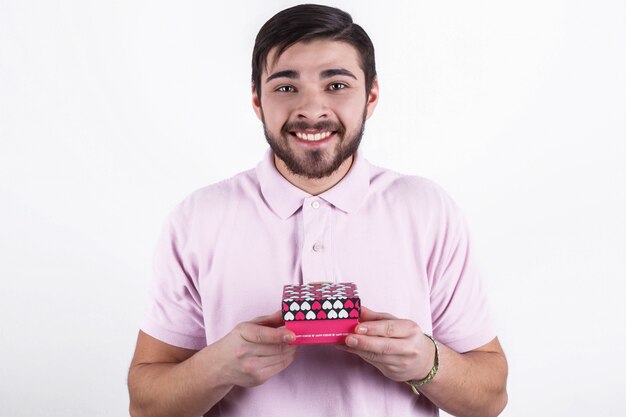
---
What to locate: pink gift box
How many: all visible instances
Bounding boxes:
[282,282,361,345]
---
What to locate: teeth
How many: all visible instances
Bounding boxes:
[295,131,332,141]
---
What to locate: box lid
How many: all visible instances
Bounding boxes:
[282,282,361,321]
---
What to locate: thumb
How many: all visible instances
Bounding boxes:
[251,310,285,328]
[360,306,397,322]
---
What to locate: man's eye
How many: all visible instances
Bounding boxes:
[329,82,347,90]
[276,85,296,93]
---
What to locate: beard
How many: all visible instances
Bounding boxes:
[262,110,367,180]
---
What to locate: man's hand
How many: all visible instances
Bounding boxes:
[128,310,297,417]
[337,306,435,382]
[214,310,297,387]
[337,306,508,417]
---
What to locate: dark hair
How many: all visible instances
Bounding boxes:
[252,4,376,96]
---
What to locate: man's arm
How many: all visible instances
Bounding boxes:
[339,307,508,417]
[128,311,297,417]
[418,337,507,417]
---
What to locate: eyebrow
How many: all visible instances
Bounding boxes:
[265,70,299,83]
[320,68,357,80]
[265,68,358,83]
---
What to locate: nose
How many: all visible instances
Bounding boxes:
[295,89,329,120]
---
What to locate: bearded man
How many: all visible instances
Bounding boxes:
[128,5,508,417]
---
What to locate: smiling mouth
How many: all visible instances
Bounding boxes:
[292,131,334,142]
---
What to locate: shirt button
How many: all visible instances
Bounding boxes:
[312,242,324,252]
[311,201,320,209]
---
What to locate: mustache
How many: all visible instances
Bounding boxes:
[282,120,345,134]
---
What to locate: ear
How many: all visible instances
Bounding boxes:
[252,83,263,121]
[365,77,379,120]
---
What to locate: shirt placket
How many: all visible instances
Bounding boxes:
[301,197,333,284]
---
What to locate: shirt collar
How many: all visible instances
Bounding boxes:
[256,148,370,219]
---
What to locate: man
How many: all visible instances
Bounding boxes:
[128,4,508,417]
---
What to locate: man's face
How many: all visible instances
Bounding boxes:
[253,39,378,179]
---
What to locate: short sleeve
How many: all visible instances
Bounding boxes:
[140,204,207,350]
[428,193,496,353]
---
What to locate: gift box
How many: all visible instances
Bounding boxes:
[281,282,361,345]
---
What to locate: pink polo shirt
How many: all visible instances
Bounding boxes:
[142,149,496,416]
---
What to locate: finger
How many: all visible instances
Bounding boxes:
[255,349,297,378]
[236,349,297,387]
[252,344,297,358]
[337,344,407,370]
[354,318,420,339]
[251,310,285,328]
[344,333,413,356]
[239,322,295,345]
[359,306,397,322]
[260,347,297,368]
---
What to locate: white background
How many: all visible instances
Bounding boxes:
[1,1,625,416]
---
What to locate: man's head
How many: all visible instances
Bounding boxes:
[252,4,378,180]
[252,4,377,98]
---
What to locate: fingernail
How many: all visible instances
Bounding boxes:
[346,336,358,347]
[357,326,368,334]
[283,333,295,343]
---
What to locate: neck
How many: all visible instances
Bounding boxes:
[273,155,353,196]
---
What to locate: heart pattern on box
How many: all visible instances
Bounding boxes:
[281,282,360,322]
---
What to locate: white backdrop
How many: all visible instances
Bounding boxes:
[1,1,625,416]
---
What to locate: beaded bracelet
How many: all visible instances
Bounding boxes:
[404,334,440,396]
